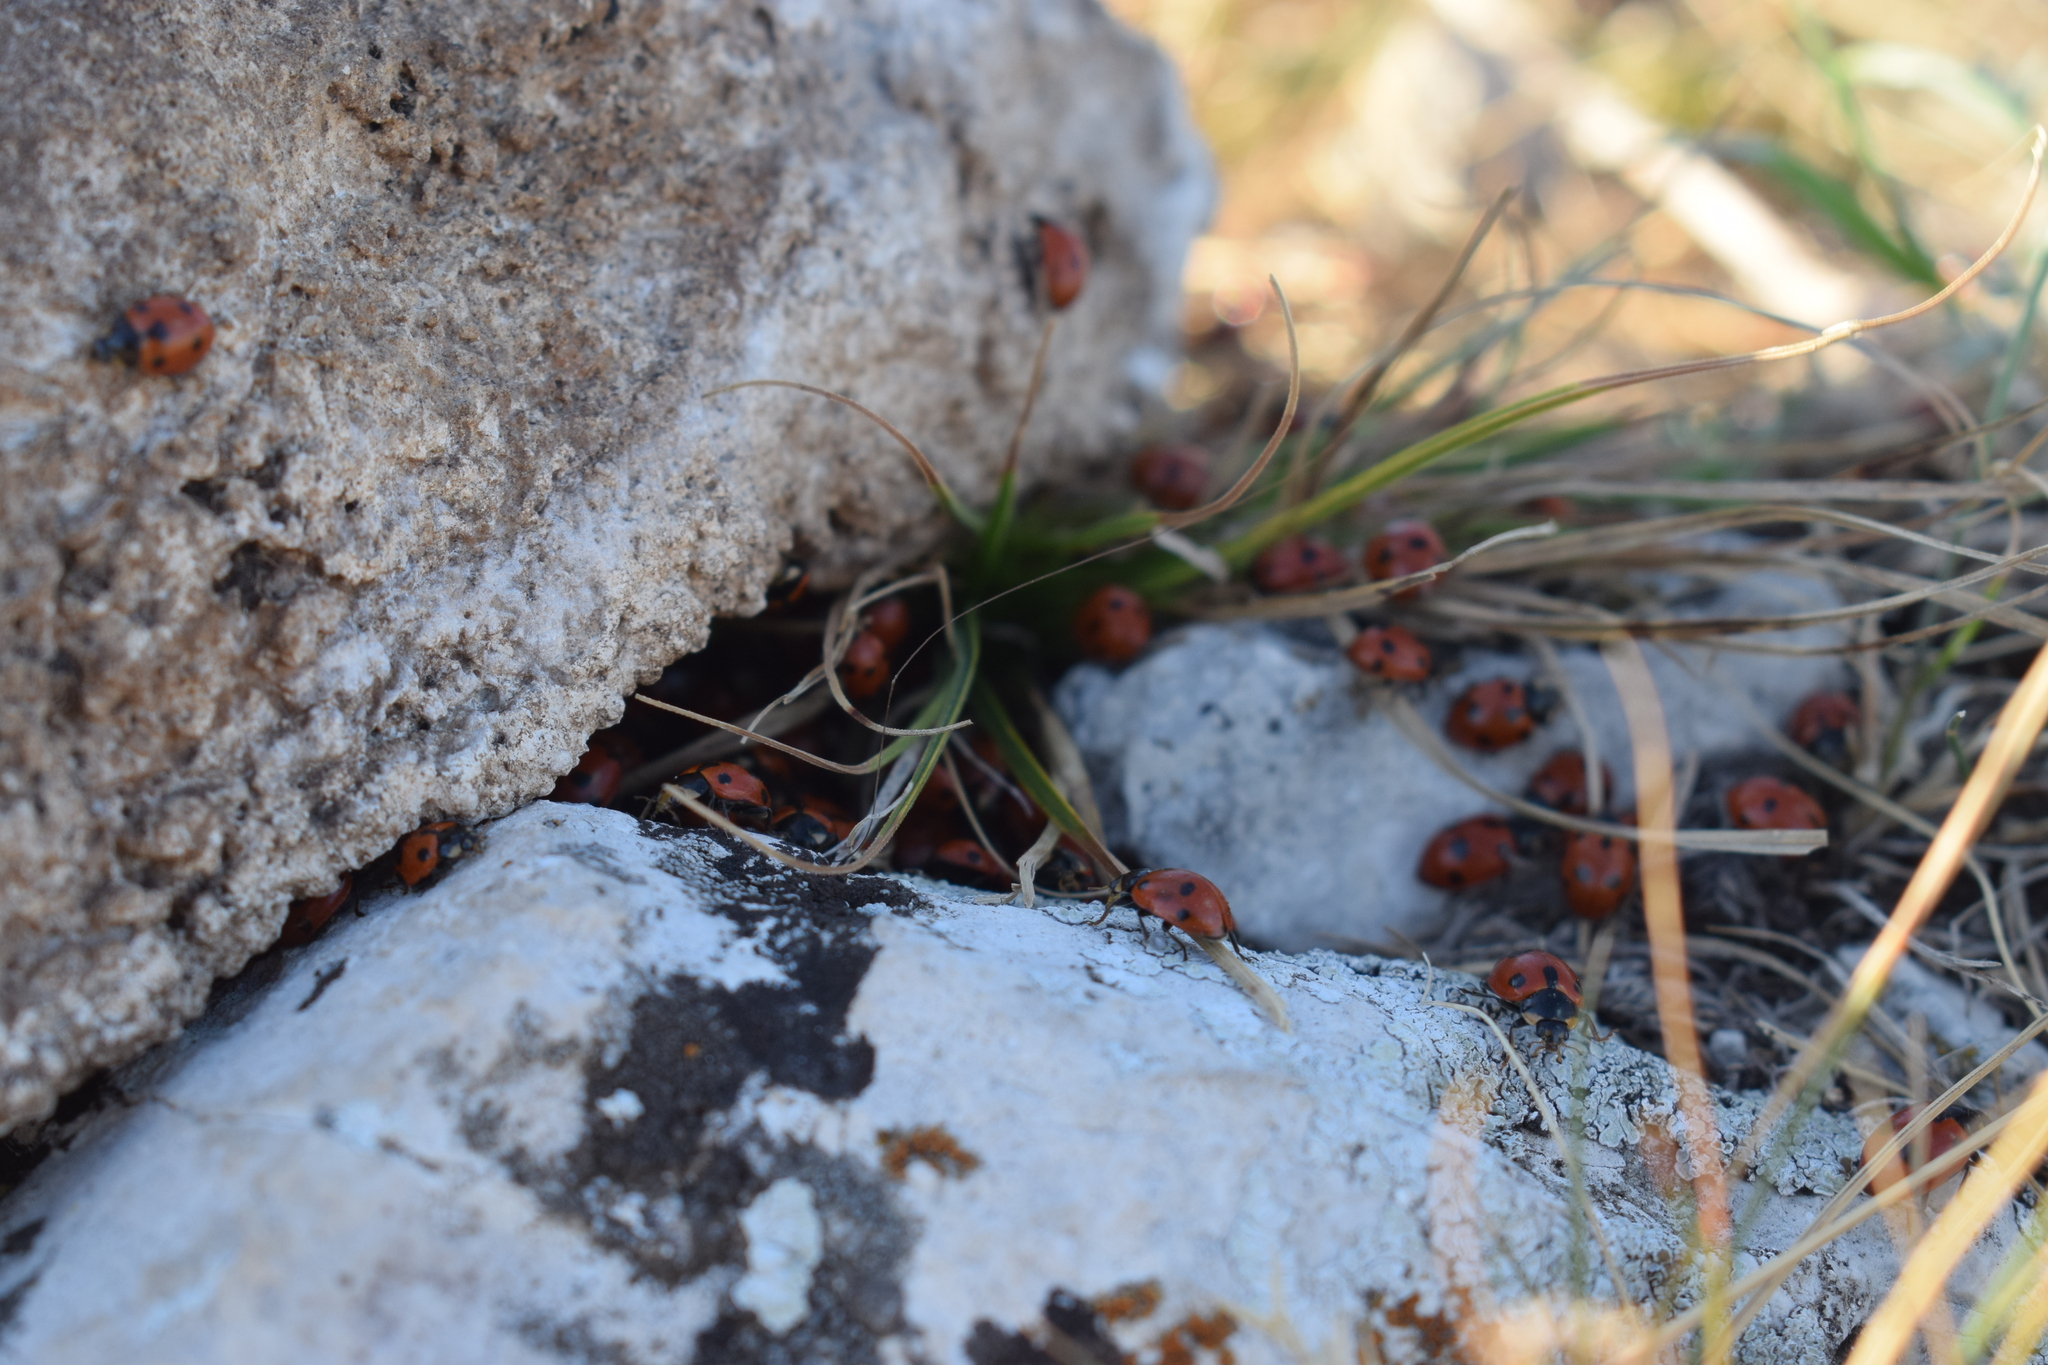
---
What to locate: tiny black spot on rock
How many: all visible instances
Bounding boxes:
[0,1220,43,1257]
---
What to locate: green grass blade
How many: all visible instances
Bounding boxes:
[968,677,1118,875]
[1719,139,1941,286]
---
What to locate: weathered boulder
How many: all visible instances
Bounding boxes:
[0,805,1974,1364]
[0,0,1210,1133]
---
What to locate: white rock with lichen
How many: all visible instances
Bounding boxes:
[0,804,2018,1364]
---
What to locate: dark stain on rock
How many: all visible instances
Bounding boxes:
[0,1220,42,1258]
[965,1288,1124,1365]
[472,830,918,1362]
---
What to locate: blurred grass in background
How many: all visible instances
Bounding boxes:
[1109,0,2048,408]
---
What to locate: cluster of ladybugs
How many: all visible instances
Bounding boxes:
[1417,689,1852,921]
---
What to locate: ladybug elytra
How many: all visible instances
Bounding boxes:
[1864,1104,1973,1196]
[280,873,354,947]
[1487,950,1583,1052]
[1445,678,1552,752]
[1789,690,1860,765]
[397,821,481,888]
[931,837,1007,887]
[1035,217,1090,310]
[663,761,772,817]
[1363,518,1446,599]
[1724,776,1825,832]
[861,597,912,650]
[1073,584,1152,664]
[552,744,624,806]
[1526,750,1612,816]
[1417,815,1517,890]
[1559,830,1636,919]
[1103,868,1239,947]
[96,295,215,376]
[1251,535,1348,594]
[1346,624,1432,683]
[838,630,891,699]
[1130,443,1211,511]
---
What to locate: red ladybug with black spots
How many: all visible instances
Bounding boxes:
[1446,678,1553,752]
[1363,518,1446,600]
[1724,776,1825,832]
[1559,831,1635,919]
[1789,691,1860,765]
[1073,584,1152,664]
[397,821,482,888]
[1487,950,1584,1052]
[1346,624,1432,683]
[659,762,772,820]
[1526,751,1612,816]
[838,631,891,699]
[1417,815,1517,890]
[1130,443,1210,511]
[96,295,215,376]
[1097,868,1239,948]
[1251,535,1348,594]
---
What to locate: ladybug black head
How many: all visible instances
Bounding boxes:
[1531,1016,1574,1053]
[1519,985,1577,1027]
[1523,682,1560,725]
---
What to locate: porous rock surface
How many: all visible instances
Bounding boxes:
[0,0,1210,1134]
[0,803,2006,1364]
[1057,604,1844,951]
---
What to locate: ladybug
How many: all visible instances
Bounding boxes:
[1100,868,1239,947]
[1034,216,1090,310]
[1526,751,1612,816]
[772,796,855,852]
[280,873,354,948]
[397,821,482,889]
[930,837,1008,887]
[1487,950,1583,1052]
[1724,776,1825,832]
[552,743,624,806]
[1864,1104,1973,1196]
[662,761,772,817]
[1251,535,1348,594]
[1417,815,1517,889]
[1559,831,1636,919]
[95,295,215,376]
[764,562,810,610]
[861,597,912,651]
[1073,584,1152,665]
[1789,690,1860,765]
[1041,839,1102,895]
[1129,443,1211,511]
[1363,518,1446,600]
[1346,624,1432,683]
[838,630,891,699]
[1521,495,1575,522]
[1445,678,1553,752]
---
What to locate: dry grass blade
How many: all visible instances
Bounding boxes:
[998,316,1057,480]
[1843,1068,2048,1365]
[1630,1111,2023,1364]
[1192,522,1558,621]
[1193,937,1291,1032]
[1379,693,1825,854]
[1307,188,1517,475]
[657,783,892,875]
[1155,278,1300,530]
[1602,640,1732,1285]
[1730,639,2048,1190]
[621,687,835,790]
[1986,1246,2048,1365]
[709,379,975,524]
[632,693,966,774]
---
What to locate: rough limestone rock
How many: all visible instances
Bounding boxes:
[0,0,1210,1134]
[1057,599,1844,951]
[2,804,2016,1364]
